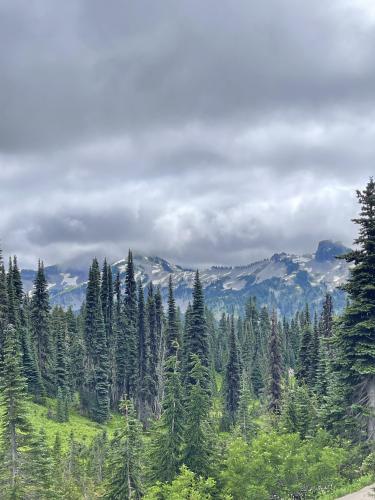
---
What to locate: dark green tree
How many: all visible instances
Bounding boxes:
[105,399,144,499]
[0,324,32,497]
[337,178,375,440]
[149,354,185,484]
[30,261,51,393]
[123,250,138,399]
[183,354,213,477]
[268,310,282,414]
[223,316,241,427]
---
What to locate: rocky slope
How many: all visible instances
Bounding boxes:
[21,240,351,316]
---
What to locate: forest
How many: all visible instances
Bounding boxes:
[0,178,374,499]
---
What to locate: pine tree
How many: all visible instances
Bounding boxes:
[105,399,144,499]
[30,260,51,393]
[223,315,241,427]
[149,354,185,484]
[268,310,282,414]
[336,178,375,440]
[0,324,32,497]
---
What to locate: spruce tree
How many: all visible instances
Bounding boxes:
[0,250,8,350]
[30,260,51,393]
[26,428,55,499]
[0,324,32,497]
[268,310,282,414]
[149,354,185,484]
[105,399,144,499]
[223,315,241,427]
[183,354,213,477]
[84,258,109,422]
[337,178,375,440]
[166,276,178,360]
[137,281,150,424]
[184,271,209,387]
[146,282,158,413]
[123,250,138,399]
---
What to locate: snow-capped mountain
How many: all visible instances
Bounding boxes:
[21,240,351,317]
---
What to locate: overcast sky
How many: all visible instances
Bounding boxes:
[0,0,374,269]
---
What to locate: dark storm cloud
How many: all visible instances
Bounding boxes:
[0,0,374,268]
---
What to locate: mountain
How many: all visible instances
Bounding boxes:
[21,240,351,317]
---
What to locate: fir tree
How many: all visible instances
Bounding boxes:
[84,258,109,422]
[0,250,8,350]
[30,260,51,393]
[223,315,241,427]
[105,399,144,500]
[184,272,209,387]
[123,250,138,399]
[146,282,158,414]
[337,178,375,439]
[166,276,178,360]
[26,428,55,499]
[183,354,213,477]
[0,324,32,497]
[268,310,282,414]
[149,354,185,484]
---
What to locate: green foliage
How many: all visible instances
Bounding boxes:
[221,430,348,499]
[105,399,144,499]
[144,466,216,500]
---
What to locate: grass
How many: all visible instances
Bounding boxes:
[25,399,123,450]
[317,475,374,500]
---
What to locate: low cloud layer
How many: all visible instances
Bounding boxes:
[0,0,374,268]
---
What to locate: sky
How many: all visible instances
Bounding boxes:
[0,0,374,269]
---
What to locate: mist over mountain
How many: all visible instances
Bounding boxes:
[21,239,350,317]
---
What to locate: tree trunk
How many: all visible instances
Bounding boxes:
[367,376,375,441]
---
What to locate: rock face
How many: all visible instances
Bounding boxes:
[21,240,351,317]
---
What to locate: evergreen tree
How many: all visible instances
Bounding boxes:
[237,375,258,442]
[137,281,151,424]
[297,307,312,384]
[30,261,51,393]
[146,282,158,414]
[184,272,209,387]
[105,400,144,499]
[268,310,282,414]
[83,258,109,422]
[183,354,213,477]
[56,386,68,423]
[223,315,241,427]
[166,276,178,360]
[336,178,375,439]
[149,354,185,484]
[123,250,138,399]
[0,324,32,497]
[26,428,55,499]
[316,294,334,398]
[0,249,8,350]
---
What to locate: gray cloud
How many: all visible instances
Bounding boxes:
[0,0,374,268]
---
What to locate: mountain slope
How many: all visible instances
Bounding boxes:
[21,240,351,316]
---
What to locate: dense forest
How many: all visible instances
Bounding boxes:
[0,178,374,499]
